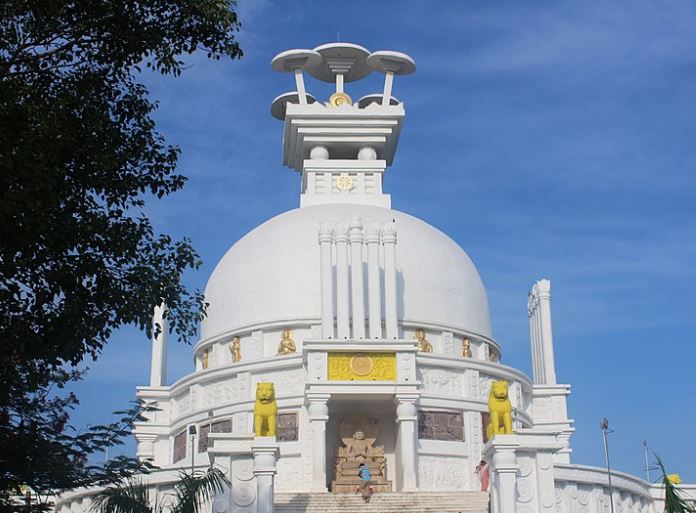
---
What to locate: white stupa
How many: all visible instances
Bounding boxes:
[56,42,690,513]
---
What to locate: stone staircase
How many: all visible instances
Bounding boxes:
[275,491,490,513]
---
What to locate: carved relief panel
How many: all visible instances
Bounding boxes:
[418,410,464,441]
[277,412,298,442]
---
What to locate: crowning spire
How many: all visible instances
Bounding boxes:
[270,43,415,208]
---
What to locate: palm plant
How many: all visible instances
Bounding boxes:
[91,467,228,513]
[655,454,696,513]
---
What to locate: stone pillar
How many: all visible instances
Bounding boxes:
[308,396,329,491]
[252,438,279,513]
[150,303,168,387]
[335,222,350,339]
[395,397,418,491]
[535,450,558,512]
[537,279,557,385]
[365,222,382,339]
[349,218,365,339]
[382,221,398,339]
[318,221,335,338]
[484,436,519,513]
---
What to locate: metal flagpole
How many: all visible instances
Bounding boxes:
[643,439,651,482]
[600,418,616,513]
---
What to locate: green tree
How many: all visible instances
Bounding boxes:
[91,467,229,513]
[0,0,242,509]
[655,455,696,513]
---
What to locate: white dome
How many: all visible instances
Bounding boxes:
[201,204,492,340]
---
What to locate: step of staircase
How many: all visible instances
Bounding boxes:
[275,491,490,513]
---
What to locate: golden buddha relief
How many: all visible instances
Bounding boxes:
[230,336,241,363]
[489,345,500,363]
[201,349,210,370]
[462,337,472,358]
[277,329,297,355]
[415,328,433,353]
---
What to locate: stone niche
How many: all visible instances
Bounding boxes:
[418,410,464,441]
[331,414,392,493]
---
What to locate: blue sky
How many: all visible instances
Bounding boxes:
[70,0,696,482]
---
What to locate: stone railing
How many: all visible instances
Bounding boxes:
[554,463,655,513]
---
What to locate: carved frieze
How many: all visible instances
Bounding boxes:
[418,367,463,396]
[327,352,396,381]
[418,456,467,490]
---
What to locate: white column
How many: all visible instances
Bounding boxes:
[395,398,418,491]
[294,68,307,105]
[335,222,350,339]
[349,218,365,339]
[365,222,382,338]
[382,71,394,106]
[487,439,519,513]
[537,279,557,384]
[308,397,329,491]
[336,73,344,94]
[252,439,279,513]
[382,221,398,339]
[534,300,546,383]
[150,303,168,387]
[318,221,335,338]
[528,296,541,384]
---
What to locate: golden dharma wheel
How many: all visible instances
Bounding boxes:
[329,92,352,107]
[349,354,373,376]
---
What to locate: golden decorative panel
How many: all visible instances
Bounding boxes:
[327,352,397,381]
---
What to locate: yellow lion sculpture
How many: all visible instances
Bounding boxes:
[486,380,512,440]
[254,382,277,437]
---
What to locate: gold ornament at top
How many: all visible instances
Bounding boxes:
[201,349,209,370]
[329,92,352,107]
[415,328,433,353]
[277,329,297,355]
[230,336,241,363]
[336,175,354,192]
[462,338,472,358]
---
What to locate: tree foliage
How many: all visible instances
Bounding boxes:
[0,0,242,509]
[655,454,696,513]
[91,467,229,513]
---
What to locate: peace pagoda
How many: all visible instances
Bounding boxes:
[55,42,687,513]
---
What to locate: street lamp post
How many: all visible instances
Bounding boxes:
[600,417,616,513]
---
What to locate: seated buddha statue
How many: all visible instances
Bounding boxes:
[346,430,378,460]
[277,329,297,355]
[415,328,433,353]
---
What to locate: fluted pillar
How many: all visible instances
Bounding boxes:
[318,221,335,338]
[382,221,398,339]
[335,222,350,339]
[365,222,382,338]
[150,303,168,387]
[349,218,365,339]
[537,279,557,384]
[308,396,330,491]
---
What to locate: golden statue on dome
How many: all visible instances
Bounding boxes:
[277,329,297,355]
[230,336,241,363]
[462,337,472,358]
[414,328,432,353]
